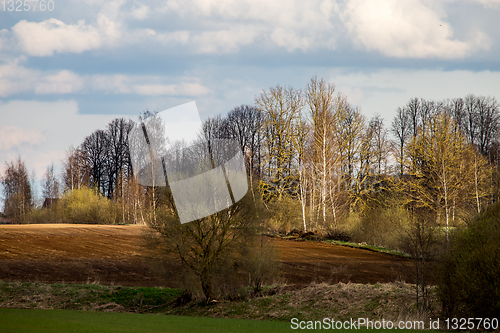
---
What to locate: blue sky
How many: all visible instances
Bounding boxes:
[1,0,500,195]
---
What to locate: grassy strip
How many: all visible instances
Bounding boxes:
[0,308,293,333]
[0,308,435,332]
[269,233,411,258]
[321,239,412,258]
[0,282,182,313]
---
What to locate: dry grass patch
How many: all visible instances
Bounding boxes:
[0,280,439,323]
[239,282,437,322]
[168,282,438,323]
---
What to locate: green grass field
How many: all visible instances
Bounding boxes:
[0,308,433,332]
[0,308,291,333]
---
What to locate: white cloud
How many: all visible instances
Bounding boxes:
[0,126,46,150]
[271,28,313,52]
[0,60,209,97]
[1,0,496,59]
[0,59,84,96]
[35,70,85,94]
[12,19,101,56]
[150,26,260,54]
[133,82,210,96]
[164,0,331,27]
[91,74,132,94]
[96,13,122,43]
[155,31,190,44]
[157,0,339,52]
[0,58,37,97]
[89,75,210,96]
[341,0,491,58]
[82,0,108,4]
[10,14,121,57]
[466,0,500,9]
[0,29,10,51]
[336,85,365,106]
[191,26,259,54]
[130,4,150,20]
[85,74,212,97]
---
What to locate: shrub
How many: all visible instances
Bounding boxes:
[345,206,407,250]
[25,205,63,224]
[438,202,500,318]
[61,187,115,224]
[240,235,280,293]
[262,196,303,233]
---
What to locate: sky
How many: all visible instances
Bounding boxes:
[1,0,500,201]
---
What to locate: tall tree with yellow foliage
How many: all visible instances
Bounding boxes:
[404,111,491,240]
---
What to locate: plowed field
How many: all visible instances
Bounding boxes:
[0,224,411,287]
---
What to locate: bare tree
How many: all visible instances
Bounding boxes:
[370,115,390,176]
[401,208,440,315]
[62,146,88,192]
[42,164,60,200]
[339,106,365,197]
[1,157,33,221]
[391,107,410,177]
[407,98,421,138]
[80,130,109,195]
[351,115,390,213]
[226,105,263,178]
[149,188,256,301]
[475,96,499,156]
[256,85,303,201]
[105,118,135,200]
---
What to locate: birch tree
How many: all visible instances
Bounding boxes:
[62,146,88,192]
[306,77,336,225]
[306,77,350,229]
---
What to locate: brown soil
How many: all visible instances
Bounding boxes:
[0,224,411,287]
[274,238,410,284]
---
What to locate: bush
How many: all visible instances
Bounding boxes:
[438,202,500,318]
[23,187,124,225]
[345,206,407,250]
[325,230,351,242]
[61,187,115,224]
[240,235,280,293]
[262,196,303,233]
[25,205,63,224]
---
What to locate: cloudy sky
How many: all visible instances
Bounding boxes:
[1,0,500,196]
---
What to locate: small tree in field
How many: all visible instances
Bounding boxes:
[400,207,442,315]
[148,193,258,301]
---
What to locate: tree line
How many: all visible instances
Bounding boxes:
[2,76,499,307]
[2,77,499,230]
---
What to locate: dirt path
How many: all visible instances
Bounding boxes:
[0,224,411,287]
